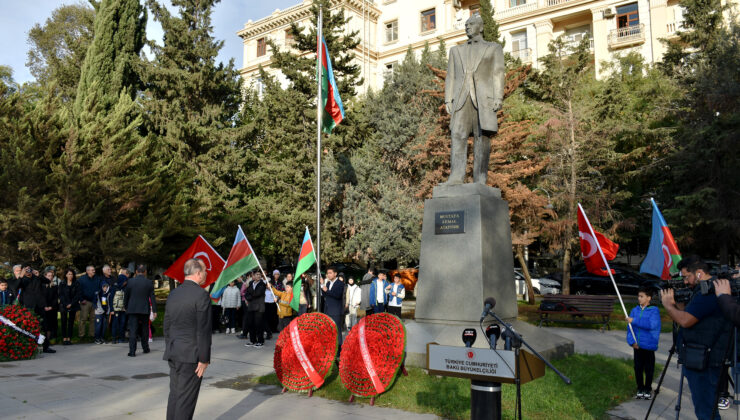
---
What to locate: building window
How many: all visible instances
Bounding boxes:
[257,37,267,57]
[385,20,398,43]
[616,3,639,28]
[510,0,526,7]
[285,30,294,47]
[511,31,527,52]
[254,77,264,97]
[421,8,436,33]
[384,61,397,81]
[469,4,480,17]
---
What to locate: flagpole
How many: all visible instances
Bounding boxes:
[315,8,323,315]
[578,204,638,343]
[240,225,270,284]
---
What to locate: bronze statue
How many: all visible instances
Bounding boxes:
[444,14,505,185]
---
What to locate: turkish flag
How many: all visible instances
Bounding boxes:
[578,206,619,276]
[163,235,226,288]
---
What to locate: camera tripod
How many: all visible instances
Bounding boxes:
[645,324,739,420]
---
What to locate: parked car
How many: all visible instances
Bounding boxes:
[388,267,419,292]
[569,266,661,296]
[514,269,561,296]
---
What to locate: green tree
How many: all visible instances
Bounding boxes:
[662,18,740,262]
[528,38,619,294]
[26,3,96,101]
[141,0,244,261]
[479,0,504,46]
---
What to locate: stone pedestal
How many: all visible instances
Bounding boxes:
[415,184,518,322]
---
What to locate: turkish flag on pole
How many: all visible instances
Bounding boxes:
[577,206,619,276]
[163,235,226,288]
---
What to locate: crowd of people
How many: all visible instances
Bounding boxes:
[214,266,407,353]
[0,262,409,357]
[0,263,156,357]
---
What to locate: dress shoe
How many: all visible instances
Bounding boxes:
[143,348,150,354]
[43,348,56,354]
[127,352,136,357]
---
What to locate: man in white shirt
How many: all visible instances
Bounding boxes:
[369,271,390,315]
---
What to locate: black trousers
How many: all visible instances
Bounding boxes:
[246,311,264,344]
[211,305,222,333]
[634,348,655,391]
[60,310,76,339]
[128,313,150,354]
[224,308,237,329]
[31,306,49,351]
[328,313,343,350]
[264,302,278,333]
[167,359,202,420]
[46,309,59,339]
[386,305,402,318]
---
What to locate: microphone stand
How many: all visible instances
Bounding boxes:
[485,310,572,386]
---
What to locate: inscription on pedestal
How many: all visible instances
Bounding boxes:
[435,211,465,234]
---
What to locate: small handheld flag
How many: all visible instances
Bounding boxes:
[640,198,681,280]
[163,235,225,288]
[292,227,317,311]
[210,226,260,302]
[577,207,619,276]
[578,204,636,343]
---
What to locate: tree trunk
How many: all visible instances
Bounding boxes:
[516,245,536,304]
[562,98,577,296]
[562,247,572,295]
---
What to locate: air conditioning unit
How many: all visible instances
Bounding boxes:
[603,8,615,18]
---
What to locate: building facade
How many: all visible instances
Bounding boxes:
[237,0,702,92]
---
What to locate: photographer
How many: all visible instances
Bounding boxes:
[714,275,740,326]
[661,256,731,420]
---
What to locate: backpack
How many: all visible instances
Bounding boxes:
[113,289,125,312]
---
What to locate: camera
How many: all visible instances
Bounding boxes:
[698,276,740,296]
[659,279,694,304]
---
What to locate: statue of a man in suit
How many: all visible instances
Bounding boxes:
[444,14,505,185]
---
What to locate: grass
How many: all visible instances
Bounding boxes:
[517,300,674,333]
[254,353,636,419]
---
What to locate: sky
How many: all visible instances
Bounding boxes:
[0,0,299,84]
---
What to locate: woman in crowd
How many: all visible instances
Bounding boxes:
[43,269,60,343]
[58,268,82,345]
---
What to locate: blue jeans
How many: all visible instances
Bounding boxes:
[683,365,722,420]
[94,314,108,340]
[370,303,385,314]
[111,312,127,341]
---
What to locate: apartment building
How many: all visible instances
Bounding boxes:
[237,0,698,92]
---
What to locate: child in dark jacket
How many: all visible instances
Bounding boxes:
[626,287,661,400]
[94,282,113,344]
[0,279,15,306]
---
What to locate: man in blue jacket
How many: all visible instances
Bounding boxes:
[369,271,390,315]
[77,265,101,338]
[626,286,661,400]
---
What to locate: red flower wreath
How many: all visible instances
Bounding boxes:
[273,312,337,391]
[339,313,406,397]
[0,305,41,362]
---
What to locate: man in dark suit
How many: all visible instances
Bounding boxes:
[243,271,266,347]
[164,258,211,420]
[124,264,157,357]
[321,267,345,352]
[443,14,505,185]
[21,267,55,353]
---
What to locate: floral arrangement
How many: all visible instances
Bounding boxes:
[339,313,406,397]
[273,312,337,391]
[0,304,41,362]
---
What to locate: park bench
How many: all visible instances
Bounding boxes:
[537,294,616,331]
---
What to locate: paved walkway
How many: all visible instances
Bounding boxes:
[0,327,735,419]
[0,334,434,420]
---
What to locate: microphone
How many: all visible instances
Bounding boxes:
[479,297,496,321]
[462,328,477,348]
[485,324,501,349]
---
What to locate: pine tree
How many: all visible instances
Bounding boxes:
[479,0,504,46]
[141,0,244,260]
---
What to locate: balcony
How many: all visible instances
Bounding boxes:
[608,24,645,49]
[511,48,533,63]
[493,0,577,20]
[563,37,594,51]
[666,21,684,37]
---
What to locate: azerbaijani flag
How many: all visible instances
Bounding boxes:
[640,199,681,280]
[210,226,259,302]
[318,36,344,134]
[291,227,317,311]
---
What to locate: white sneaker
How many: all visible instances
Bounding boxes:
[226,329,231,334]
